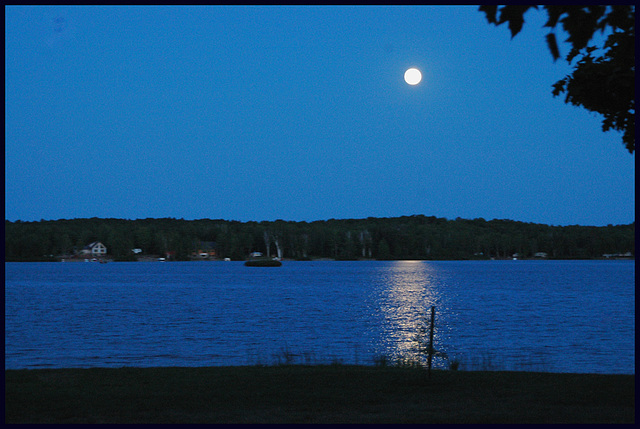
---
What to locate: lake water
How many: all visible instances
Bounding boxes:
[4,260,635,374]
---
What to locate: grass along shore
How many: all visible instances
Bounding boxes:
[5,365,634,423]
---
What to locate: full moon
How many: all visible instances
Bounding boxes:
[404,68,422,85]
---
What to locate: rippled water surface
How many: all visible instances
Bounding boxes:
[5,260,635,373]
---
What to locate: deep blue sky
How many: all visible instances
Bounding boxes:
[5,6,635,226]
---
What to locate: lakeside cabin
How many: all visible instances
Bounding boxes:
[80,242,107,256]
[192,241,217,259]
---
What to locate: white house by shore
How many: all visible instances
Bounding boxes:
[81,242,107,256]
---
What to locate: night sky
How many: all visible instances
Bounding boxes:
[5,5,635,226]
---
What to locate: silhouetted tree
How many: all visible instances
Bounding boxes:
[480,5,635,152]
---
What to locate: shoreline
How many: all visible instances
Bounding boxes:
[5,365,634,423]
[5,256,636,262]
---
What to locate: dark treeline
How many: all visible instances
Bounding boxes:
[4,215,635,262]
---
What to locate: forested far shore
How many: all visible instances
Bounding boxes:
[4,216,635,262]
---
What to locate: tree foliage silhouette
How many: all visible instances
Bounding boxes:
[4,217,635,262]
[480,5,635,153]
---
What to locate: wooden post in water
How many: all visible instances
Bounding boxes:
[427,306,435,378]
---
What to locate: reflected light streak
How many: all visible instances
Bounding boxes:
[376,261,449,367]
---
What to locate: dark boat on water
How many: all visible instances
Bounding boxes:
[244,258,282,267]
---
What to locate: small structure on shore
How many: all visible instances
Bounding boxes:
[244,252,282,267]
[81,242,107,256]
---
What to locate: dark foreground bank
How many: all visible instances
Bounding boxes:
[4,365,634,423]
